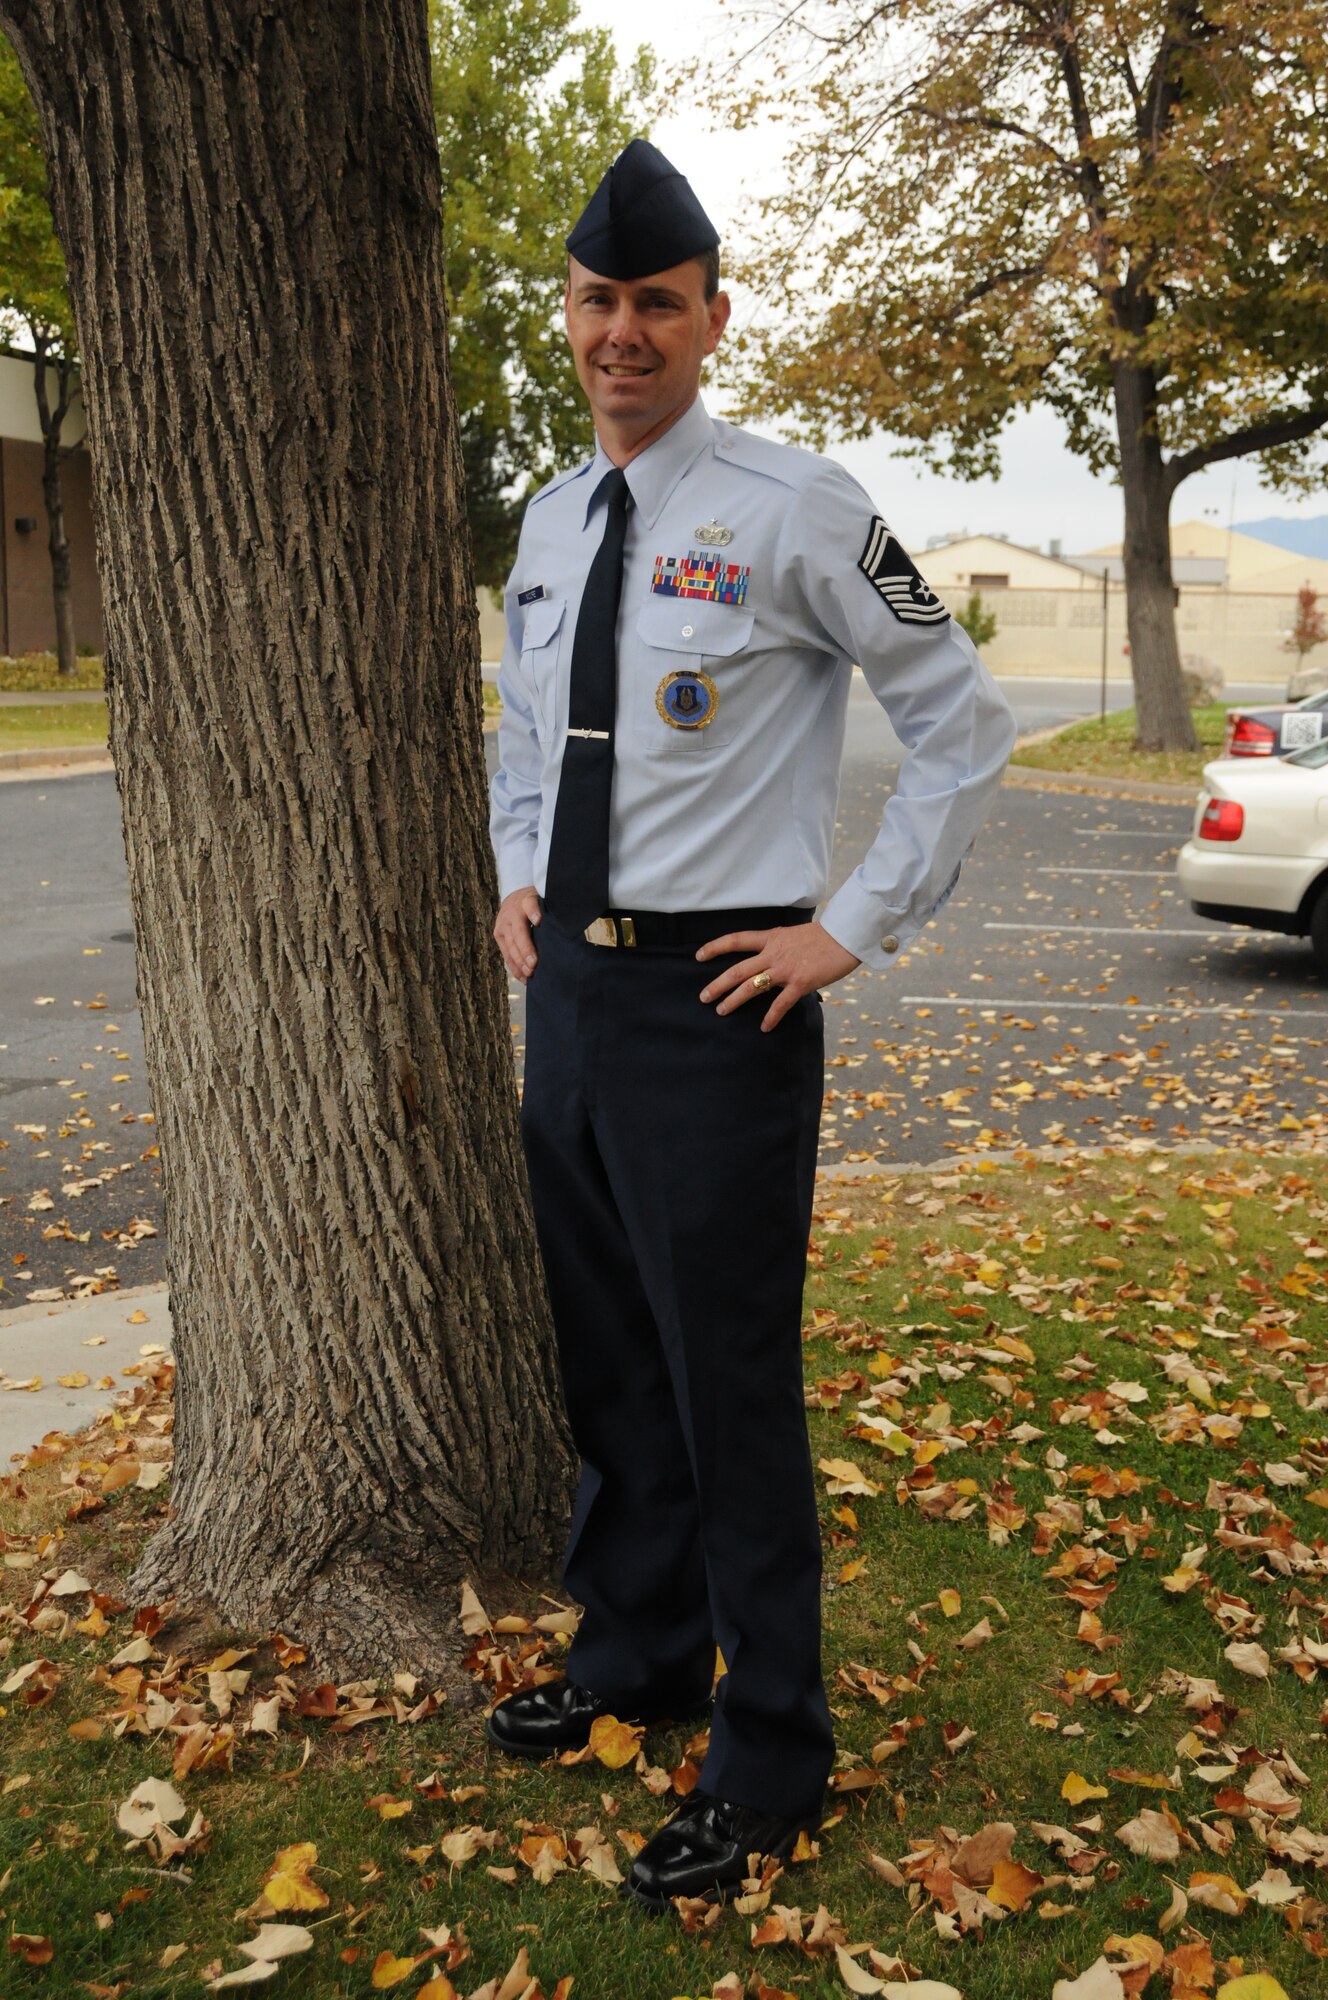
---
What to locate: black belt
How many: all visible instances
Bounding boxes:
[547,904,816,950]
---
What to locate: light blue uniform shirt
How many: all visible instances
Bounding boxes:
[489,395,1017,970]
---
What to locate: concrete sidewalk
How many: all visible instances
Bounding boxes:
[0,1281,171,1464]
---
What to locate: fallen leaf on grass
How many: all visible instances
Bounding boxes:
[1061,1771,1109,1805]
[208,1965,279,1991]
[1115,1807,1181,1863]
[1051,1959,1125,2000]
[1215,1978,1291,2000]
[370,1952,420,1989]
[1223,1640,1270,1679]
[7,1936,53,1965]
[260,1842,329,1912]
[587,1713,643,1767]
[834,1942,888,1993]
[236,1926,314,1961]
[116,1777,187,1840]
[1188,1869,1247,1915]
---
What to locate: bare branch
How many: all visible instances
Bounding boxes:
[1166,404,1328,492]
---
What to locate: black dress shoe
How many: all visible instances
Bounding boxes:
[485,1678,710,1759]
[621,1791,818,1910]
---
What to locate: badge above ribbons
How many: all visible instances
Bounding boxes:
[657,669,719,730]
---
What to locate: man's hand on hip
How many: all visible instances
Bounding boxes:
[696,920,861,1031]
[495,887,541,983]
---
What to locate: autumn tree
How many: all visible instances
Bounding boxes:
[430,0,650,586]
[0,0,576,1674]
[0,30,81,673]
[1283,585,1327,667]
[711,0,1328,752]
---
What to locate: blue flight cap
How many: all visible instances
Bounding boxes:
[566,139,720,282]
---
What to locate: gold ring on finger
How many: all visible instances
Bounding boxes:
[751,970,773,993]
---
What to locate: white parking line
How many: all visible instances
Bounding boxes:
[1038,867,1173,877]
[1073,828,1185,839]
[983,922,1274,939]
[899,995,1326,1020]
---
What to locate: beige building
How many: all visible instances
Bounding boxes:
[924,521,1320,684]
[0,349,104,656]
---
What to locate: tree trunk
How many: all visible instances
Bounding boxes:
[41,432,77,676]
[1,0,577,1678]
[1112,361,1198,753]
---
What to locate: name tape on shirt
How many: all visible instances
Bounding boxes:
[517,583,549,606]
[857,519,950,625]
[652,551,750,605]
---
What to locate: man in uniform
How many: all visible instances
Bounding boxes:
[486,139,1017,1911]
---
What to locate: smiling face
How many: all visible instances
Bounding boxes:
[564,254,731,457]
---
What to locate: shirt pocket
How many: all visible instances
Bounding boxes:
[630,596,754,751]
[518,596,567,748]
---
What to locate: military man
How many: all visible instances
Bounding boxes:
[486,139,1017,1911]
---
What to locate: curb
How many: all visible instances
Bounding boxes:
[0,744,113,777]
[1003,762,1199,804]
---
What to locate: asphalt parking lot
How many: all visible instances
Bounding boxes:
[2,688,1323,1304]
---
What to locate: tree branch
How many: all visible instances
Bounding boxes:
[1166,405,1328,492]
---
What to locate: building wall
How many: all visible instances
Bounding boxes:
[939,581,1305,684]
[0,435,105,656]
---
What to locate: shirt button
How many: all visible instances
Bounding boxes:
[681,623,694,638]
[882,934,899,953]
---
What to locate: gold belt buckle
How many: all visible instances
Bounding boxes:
[583,915,637,947]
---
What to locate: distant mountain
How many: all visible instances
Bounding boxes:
[1233,515,1328,560]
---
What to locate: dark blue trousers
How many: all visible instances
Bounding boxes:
[520,907,835,1821]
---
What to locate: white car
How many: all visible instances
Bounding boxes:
[1177,737,1328,973]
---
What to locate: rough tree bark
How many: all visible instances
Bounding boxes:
[1112,361,1199,755]
[30,329,77,676]
[0,0,578,1676]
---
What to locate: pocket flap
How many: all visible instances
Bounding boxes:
[637,596,754,658]
[520,596,566,650]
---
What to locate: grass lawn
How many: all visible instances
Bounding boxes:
[1012,705,1230,788]
[0,650,105,693]
[0,699,108,753]
[2,1148,1327,1998]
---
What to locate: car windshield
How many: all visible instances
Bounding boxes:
[1286,737,1328,768]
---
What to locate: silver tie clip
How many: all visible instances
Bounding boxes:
[567,727,610,739]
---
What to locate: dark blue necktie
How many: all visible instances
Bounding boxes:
[544,465,632,929]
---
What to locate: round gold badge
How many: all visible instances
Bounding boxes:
[656,669,719,730]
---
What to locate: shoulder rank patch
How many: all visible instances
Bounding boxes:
[857,519,950,625]
[652,551,750,605]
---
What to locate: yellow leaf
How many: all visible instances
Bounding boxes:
[838,1556,869,1584]
[1061,1771,1109,1804]
[56,1371,90,1388]
[370,1951,419,1989]
[261,1843,328,1913]
[588,1714,644,1768]
[938,1588,962,1617]
[989,1857,1044,1911]
[1215,1979,1291,2000]
[414,1981,460,2000]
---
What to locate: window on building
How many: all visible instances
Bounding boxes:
[969,572,1009,588]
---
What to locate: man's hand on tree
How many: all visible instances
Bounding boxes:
[696,920,861,1031]
[495,887,542,983]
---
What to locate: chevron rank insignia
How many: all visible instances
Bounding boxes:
[857,519,950,624]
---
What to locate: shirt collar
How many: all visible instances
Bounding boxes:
[582,394,715,531]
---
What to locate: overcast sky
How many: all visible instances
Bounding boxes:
[575,0,1325,556]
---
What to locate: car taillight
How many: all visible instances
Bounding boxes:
[1199,799,1245,841]
[1226,716,1277,755]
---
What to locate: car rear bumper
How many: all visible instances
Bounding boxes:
[1177,841,1320,924]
